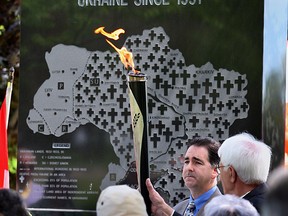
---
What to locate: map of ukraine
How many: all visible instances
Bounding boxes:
[26,27,249,205]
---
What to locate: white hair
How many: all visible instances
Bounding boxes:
[204,194,259,216]
[218,133,271,184]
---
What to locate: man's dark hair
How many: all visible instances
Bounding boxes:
[187,137,220,166]
[0,189,29,216]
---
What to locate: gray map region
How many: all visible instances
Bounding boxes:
[26,27,249,205]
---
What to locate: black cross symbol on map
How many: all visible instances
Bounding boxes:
[151,133,160,148]
[143,38,151,47]
[203,117,211,127]
[93,115,100,124]
[157,33,165,42]
[109,62,116,70]
[88,94,96,104]
[121,108,130,123]
[148,53,155,62]
[189,116,199,127]
[101,119,108,129]
[108,108,117,122]
[75,82,83,91]
[112,137,120,146]
[142,62,149,70]
[212,118,220,127]
[172,117,182,131]
[155,120,165,134]
[208,104,215,114]
[104,53,112,63]
[176,90,186,106]
[152,75,163,89]
[107,85,117,99]
[103,71,111,80]
[159,178,168,188]
[86,64,93,73]
[134,37,142,47]
[162,46,170,55]
[75,108,82,117]
[176,140,183,149]
[235,75,246,90]
[169,70,179,85]
[168,173,176,183]
[120,81,128,93]
[118,145,125,154]
[83,87,90,95]
[217,101,225,111]
[87,108,94,117]
[222,119,230,129]
[92,53,99,63]
[161,81,172,96]
[191,80,201,96]
[186,96,196,111]
[98,63,105,71]
[98,92,108,102]
[216,128,224,138]
[125,152,132,163]
[232,107,241,117]
[108,125,116,136]
[171,197,179,206]
[223,80,234,94]
[116,94,126,109]
[163,127,173,142]
[241,102,249,112]
[82,74,89,83]
[116,120,124,130]
[180,70,190,85]
[149,30,157,40]
[214,72,224,88]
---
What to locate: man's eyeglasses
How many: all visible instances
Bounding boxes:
[216,164,230,169]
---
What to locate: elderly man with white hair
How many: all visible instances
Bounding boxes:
[217,132,272,213]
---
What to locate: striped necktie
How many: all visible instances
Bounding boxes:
[184,200,196,216]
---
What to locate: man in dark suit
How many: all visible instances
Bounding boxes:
[217,133,272,214]
[146,137,222,216]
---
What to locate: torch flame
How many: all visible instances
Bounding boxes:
[95,26,125,40]
[95,26,139,74]
[106,39,139,74]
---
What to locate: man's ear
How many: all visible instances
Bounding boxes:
[229,166,237,183]
[212,166,219,180]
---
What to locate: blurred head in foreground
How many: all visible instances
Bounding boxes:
[96,184,148,216]
[204,194,259,216]
[0,188,30,216]
[262,168,288,216]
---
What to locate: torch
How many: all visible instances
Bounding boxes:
[95,27,151,215]
[127,71,151,215]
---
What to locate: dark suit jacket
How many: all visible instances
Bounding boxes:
[172,187,222,216]
[243,183,268,214]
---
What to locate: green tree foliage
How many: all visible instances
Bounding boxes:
[0,0,20,189]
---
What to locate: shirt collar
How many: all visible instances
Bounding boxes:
[190,186,217,215]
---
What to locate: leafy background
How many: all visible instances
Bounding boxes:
[0,0,20,189]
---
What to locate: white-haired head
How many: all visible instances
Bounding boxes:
[218,133,271,184]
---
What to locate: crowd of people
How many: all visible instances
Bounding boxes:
[97,132,288,216]
[1,132,288,216]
